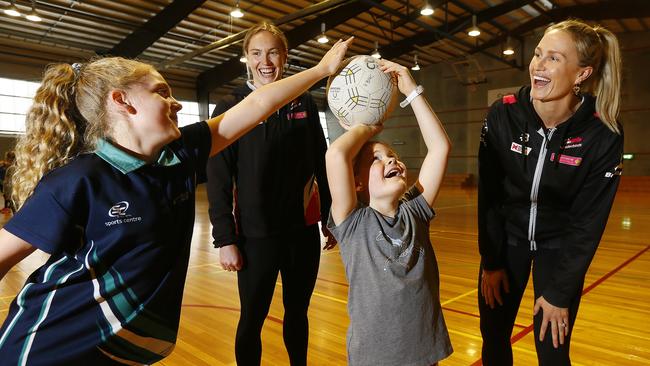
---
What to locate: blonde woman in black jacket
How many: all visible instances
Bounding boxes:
[478,19,624,366]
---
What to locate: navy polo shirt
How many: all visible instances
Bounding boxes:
[0,122,210,365]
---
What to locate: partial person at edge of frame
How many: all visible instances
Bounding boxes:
[0,37,352,365]
[477,18,624,366]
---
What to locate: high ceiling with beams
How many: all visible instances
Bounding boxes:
[1,0,649,108]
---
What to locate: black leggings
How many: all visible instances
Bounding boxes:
[478,244,583,366]
[235,225,321,366]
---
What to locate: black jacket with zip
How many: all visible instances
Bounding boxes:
[478,86,624,307]
[205,83,331,245]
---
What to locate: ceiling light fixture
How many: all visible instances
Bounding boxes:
[371,41,381,59]
[420,1,434,16]
[317,22,329,44]
[468,14,481,37]
[502,36,515,55]
[411,54,420,71]
[4,0,21,17]
[230,1,244,18]
[25,0,41,22]
[239,55,247,63]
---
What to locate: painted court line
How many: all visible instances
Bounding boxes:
[441,288,477,306]
[469,244,650,366]
[435,203,477,210]
[181,304,283,325]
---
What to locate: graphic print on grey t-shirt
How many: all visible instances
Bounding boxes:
[375,229,425,272]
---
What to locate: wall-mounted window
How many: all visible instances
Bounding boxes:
[0,77,39,135]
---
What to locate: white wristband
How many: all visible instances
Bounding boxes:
[399,85,424,108]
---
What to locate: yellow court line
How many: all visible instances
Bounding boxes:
[276,280,477,307]
[311,290,347,305]
[188,262,222,269]
[434,203,477,210]
[275,282,347,305]
[429,235,477,243]
[442,288,477,306]
[447,328,483,342]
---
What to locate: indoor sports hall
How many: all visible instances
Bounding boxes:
[0,1,648,365]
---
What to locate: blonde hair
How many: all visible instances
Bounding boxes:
[546,19,622,134]
[11,57,153,208]
[242,21,288,56]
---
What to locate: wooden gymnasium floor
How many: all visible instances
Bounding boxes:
[1,185,649,365]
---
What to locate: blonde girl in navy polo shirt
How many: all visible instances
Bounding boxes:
[0,37,352,365]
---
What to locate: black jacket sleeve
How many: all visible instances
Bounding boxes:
[477,106,508,270]
[306,95,331,224]
[206,97,240,248]
[543,128,624,307]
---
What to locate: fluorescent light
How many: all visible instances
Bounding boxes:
[317,22,328,44]
[420,2,434,16]
[468,15,480,37]
[26,11,41,21]
[230,2,243,18]
[371,41,381,58]
[623,153,634,160]
[4,2,21,17]
[411,54,420,70]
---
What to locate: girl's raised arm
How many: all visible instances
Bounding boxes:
[380,60,451,207]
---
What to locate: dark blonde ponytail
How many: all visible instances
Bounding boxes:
[11,64,83,209]
[10,57,154,209]
[546,19,622,134]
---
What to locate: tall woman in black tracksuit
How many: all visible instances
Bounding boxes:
[478,19,624,365]
[205,22,336,366]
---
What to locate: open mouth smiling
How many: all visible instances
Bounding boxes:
[384,168,403,179]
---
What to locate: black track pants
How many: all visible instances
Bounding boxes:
[478,244,583,366]
[234,225,321,366]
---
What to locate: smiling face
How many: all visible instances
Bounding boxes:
[355,142,408,204]
[529,29,590,103]
[125,70,183,149]
[246,30,288,87]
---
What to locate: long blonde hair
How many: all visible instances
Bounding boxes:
[546,19,622,134]
[11,57,153,208]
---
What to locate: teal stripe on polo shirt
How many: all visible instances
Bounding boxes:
[91,251,176,342]
[98,320,170,364]
[95,139,181,174]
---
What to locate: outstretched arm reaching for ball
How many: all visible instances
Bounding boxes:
[326,123,383,226]
[379,60,451,208]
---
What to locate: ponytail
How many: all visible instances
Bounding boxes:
[10,57,154,209]
[593,27,622,134]
[546,19,622,134]
[11,64,84,209]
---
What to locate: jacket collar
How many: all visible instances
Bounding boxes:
[95,138,181,174]
[521,86,597,134]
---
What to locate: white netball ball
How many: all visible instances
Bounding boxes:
[326,55,398,129]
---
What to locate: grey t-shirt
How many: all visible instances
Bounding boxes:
[328,189,453,366]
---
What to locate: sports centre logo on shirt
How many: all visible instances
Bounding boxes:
[109,201,130,217]
[105,201,143,227]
